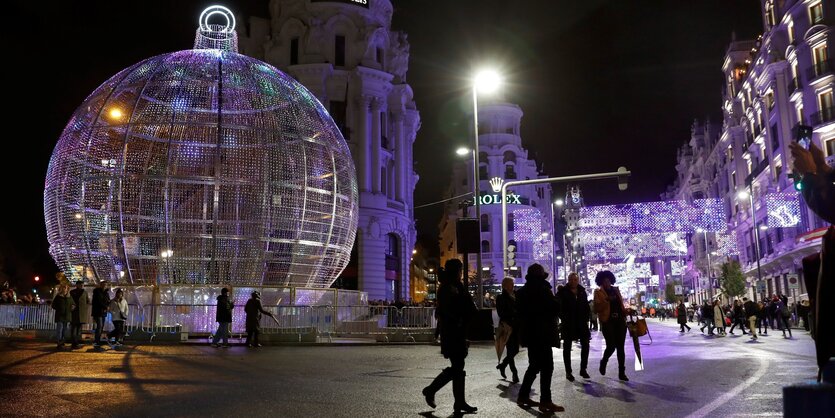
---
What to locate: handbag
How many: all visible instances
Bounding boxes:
[627,317,648,337]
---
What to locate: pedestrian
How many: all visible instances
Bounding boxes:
[556,272,591,382]
[713,300,726,336]
[593,270,629,381]
[728,300,748,335]
[515,263,563,413]
[91,280,110,347]
[69,280,91,349]
[756,301,768,335]
[212,287,234,347]
[775,296,793,339]
[743,297,759,340]
[677,299,691,332]
[496,277,520,384]
[798,300,810,331]
[421,259,478,414]
[244,291,275,348]
[701,301,715,335]
[589,301,599,331]
[50,284,74,349]
[107,289,128,346]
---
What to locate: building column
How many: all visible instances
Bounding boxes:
[357,227,387,300]
[393,112,405,202]
[356,95,372,192]
[371,98,383,194]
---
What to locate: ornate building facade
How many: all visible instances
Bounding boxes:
[239,0,420,300]
[666,0,832,304]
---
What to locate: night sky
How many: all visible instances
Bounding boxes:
[4,0,761,287]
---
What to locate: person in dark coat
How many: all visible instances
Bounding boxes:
[496,277,519,383]
[516,264,564,414]
[212,287,234,347]
[556,272,591,381]
[676,299,691,332]
[51,284,75,349]
[593,270,629,381]
[728,300,748,335]
[91,280,110,347]
[743,297,759,340]
[700,301,715,335]
[69,280,90,349]
[422,259,478,414]
[244,291,274,347]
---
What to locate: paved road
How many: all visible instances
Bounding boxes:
[0,319,817,417]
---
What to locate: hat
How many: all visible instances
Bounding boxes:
[525,263,548,280]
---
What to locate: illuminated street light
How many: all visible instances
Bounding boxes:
[455,147,470,156]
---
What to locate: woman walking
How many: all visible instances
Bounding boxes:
[677,299,691,332]
[496,277,519,383]
[108,289,129,346]
[593,270,629,381]
[422,259,478,414]
[556,272,591,381]
[713,300,726,336]
[51,284,74,349]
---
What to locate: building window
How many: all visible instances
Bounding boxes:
[381,167,387,195]
[787,20,795,43]
[335,35,346,66]
[503,151,516,163]
[810,1,824,24]
[505,164,517,179]
[771,124,779,151]
[812,44,830,78]
[826,138,835,156]
[481,240,490,253]
[381,112,388,149]
[819,90,834,124]
[765,1,776,28]
[330,101,347,138]
[481,214,489,232]
[479,165,488,180]
[508,213,515,231]
[727,145,734,162]
[376,47,384,65]
[731,170,737,188]
[290,37,299,65]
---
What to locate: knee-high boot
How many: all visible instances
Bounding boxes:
[453,370,477,413]
[422,367,454,408]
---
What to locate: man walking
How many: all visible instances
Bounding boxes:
[728,300,748,335]
[69,280,90,349]
[212,288,234,347]
[743,297,759,340]
[91,280,110,347]
[516,264,564,414]
[677,299,691,332]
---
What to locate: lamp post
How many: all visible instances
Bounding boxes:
[738,188,763,302]
[696,228,713,300]
[469,70,501,309]
[551,198,564,284]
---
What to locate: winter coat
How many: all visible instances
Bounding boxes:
[436,281,477,358]
[593,286,625,324]
[496,290,517,326]
[556,285,591,342]
[701,304,714,320]
[713,306,724,328]
[91,287,110,318]
[743,300,759,317]
[516,278,560,348]
[109,298,129,321]
[51,294,74,323]
[676,303,688,324]
[733,304,745,320]
[69,288,90,324]
[215,294,234,323]
[244,296,270,333]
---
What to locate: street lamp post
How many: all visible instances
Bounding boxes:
[551,199,564,284]
[696,228,713,300]
[470,70,501,309]
[738,188,763,302]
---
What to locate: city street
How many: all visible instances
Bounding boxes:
[0,319,817,417]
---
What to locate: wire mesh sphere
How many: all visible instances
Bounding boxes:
[44,49,358,288]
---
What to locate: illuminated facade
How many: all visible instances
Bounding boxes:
[44,7,359,295]
[665,0,832,303]
[239,0,420,300]
[439,102,554,287]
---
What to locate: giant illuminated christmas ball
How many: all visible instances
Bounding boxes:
[44,6,358,288]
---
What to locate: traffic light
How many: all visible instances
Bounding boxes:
[791,124,813,191]
[790,173,803,191]
[506,242,517,267]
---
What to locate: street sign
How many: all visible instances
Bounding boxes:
[788,274,799,290]
[757,281,766,293]
[674,285,682,295]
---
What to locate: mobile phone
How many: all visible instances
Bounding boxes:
[797,137,810,150]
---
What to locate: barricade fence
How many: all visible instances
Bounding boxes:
[0,304,438,342]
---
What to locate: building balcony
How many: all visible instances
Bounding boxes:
[811,106,835,127]
[807,60,832,81]
[386,199,405,213]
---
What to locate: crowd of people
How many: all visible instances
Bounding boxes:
[423,261,635,415]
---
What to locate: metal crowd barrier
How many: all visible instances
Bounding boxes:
[0,303,437,343]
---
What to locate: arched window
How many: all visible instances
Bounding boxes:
[505,164,516,179]
[503,151,516,163]
[480,214,490,231]
[481,240,490,253]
